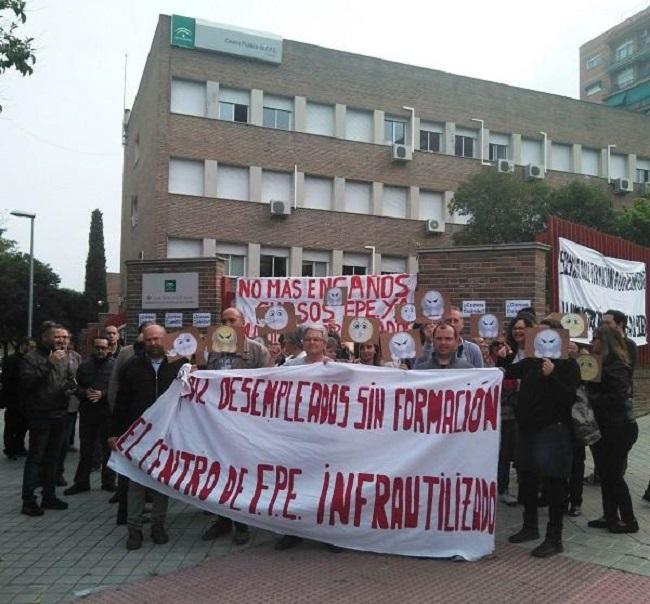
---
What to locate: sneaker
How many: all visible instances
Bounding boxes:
[21,500,44,517]
[63,483,90,496]
[499,493,518,507]
[126,528,143,550]
[150,523,169,545]
[232,525,250,546]
[41,497,69,510]
[567,505,582,517]
[201,517,232,541]
[274,535,303,551]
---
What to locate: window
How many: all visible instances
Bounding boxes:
[521,138,543,165]
[305,102,335,136]
[615,40,634,61]
[345,108,373,143]
[303,176,332,210]
[221,255,246,277]
[636,159,650,183]
[217,165,249,201]
[615,67,634,89]
[167,238,202,258]
[170,79,206,117]
[263,107,292,130]
[455,135,474,158]
[260,255,287,277]
[302,261,328,277]
[382,186,407,218]
[489,143,508,161]
[261,170,292,203]
[130,196,138,228]
[585,81,602,96]
[582,148,600,176]
[380,256,406,275]
[168,158,204,196]
[342,265,366,276]
[610,154,627,180]
[384,118,406,145]
[420,130,440,152]
[418,190,443,221]
[550,143,571,172]
[219,102,248,123]
[345,181,371,214]
[586,54,602,70]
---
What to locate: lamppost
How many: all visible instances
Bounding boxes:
[11,211,36,338]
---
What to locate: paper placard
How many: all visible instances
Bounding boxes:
[206,325,245,354]
[380,329,422,362]
[524,327,570,359]
[577,354,601,382]
[192,313,212,328]
[164,327,202,360]
[414,288,449,323]
[341,317,381,345]
[470,313,504,340]
[164,312,184,329]
[505,300,532,318]
[323,286,348,307]
[138,313,156,326]
[463,301,486,317]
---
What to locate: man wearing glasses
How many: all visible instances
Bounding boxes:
[63,337,116,495]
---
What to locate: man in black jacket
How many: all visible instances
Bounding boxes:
[20,324,75,516]
[108,324,185,550]
[64,337,116,495]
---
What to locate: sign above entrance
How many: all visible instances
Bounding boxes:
[170,15,283,64]
[142,272,199,309]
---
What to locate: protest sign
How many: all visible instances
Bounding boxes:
[109,364,502,561]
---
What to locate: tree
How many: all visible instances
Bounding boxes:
[616,196,650,247]
[84,209,107,317]
[448,171,551,245]
[546,181,618,234]
[0,1,36,112]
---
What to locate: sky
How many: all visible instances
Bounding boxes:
[0,0,647,291]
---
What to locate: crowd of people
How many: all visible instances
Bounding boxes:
[1,305,647,560]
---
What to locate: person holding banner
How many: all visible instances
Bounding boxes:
[502,318,580,558]
[586,326,639,534]
[202,307,270,546]
[109,325,186,550]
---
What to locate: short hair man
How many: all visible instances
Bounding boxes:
[442,307,484,368]
[415,324,473,369]
[64,337,116,496]
[104,325,121,358]
[202,307,270,545]
[109,325,186,550]
[20,324,76,515]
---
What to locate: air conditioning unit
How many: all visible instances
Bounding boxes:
[270,200,290,216]
[524,163,544,180]
[496,159,515,173]
[425,218,444,234]
[612,177,633,194]
[392,144,412,162]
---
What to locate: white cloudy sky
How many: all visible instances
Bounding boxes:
[0,0,646,290]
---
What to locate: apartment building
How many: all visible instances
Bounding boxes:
[120,14,650,284]
[580,5,650,114]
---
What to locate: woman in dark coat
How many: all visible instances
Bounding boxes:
[501,318,580,557]
[586,326,638,533]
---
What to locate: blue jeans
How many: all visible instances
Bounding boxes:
[22,415,67,501]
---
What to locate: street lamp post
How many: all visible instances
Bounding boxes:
[11,211,36,338]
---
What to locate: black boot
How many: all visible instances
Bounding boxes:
[509,509,539,543]
[531,523,563,558]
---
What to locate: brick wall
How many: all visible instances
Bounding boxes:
[124,258,224,341]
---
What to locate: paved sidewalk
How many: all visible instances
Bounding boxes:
[1,414,649,604]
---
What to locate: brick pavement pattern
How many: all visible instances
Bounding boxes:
[1,413,649,603]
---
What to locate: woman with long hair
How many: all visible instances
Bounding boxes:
[587,325,638,533]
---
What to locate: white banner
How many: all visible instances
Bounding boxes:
[235,274,417,337]
[109,364,502,561]
[558,237,647,345]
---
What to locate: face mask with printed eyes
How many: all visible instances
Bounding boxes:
[560,313,585,338]
[478,314,499,339]
[326,288,343,306]
[533,329,562,359]
[213,326,237,353]
[171,332,197,357]
[264,306,289,330]
[400,304,416,323]
[348,318,374,343]
[577,355,599,381]
[389,332,416,359]
[421,290,444,320]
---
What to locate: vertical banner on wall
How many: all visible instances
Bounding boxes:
[236,274,417,337]
[558,237,647,345]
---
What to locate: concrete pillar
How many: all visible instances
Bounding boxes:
[289,247,302,276]
[373,253,381,275]
[373,110,385,145]
[204,160,218,198]
[571,143,582,174]
[294,96,306,133]
[407,255,418,275]
[333,177,345,212]
[249,166,262,202]
[627,154,637,182]
[481,128,490,164]
[599,149,609,180]
[202,238,216,257]
[544,137,551,172]
[332,250,343,275]
[250,89,263,126]
[510,133,522,165]
[412,116,421,152]
[247,243,261,277]
[206,81,219,119]
[443,122,455,155]
[371,182,383,216]
[335,104,346,138]
[294,171,305,208]
[408,187,419,220]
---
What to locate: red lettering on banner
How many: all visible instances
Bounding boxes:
[391,477,404,529]
[422,475,440,530]
[173,451,196,491]
[158,449,180,485]
[182,377,209,405]
[317,466,330,525]
[185,455,208,496]
[198,461,221,501]
[371,474,391,529]
[329,472,354,525]
[355,386,385,430]
[249,464,273,515]
[353,473,374,527]
[123,420,152,461]
[229,466,248,511]
[141,439,165,473]
[116,417,146,454]
[218,466,239,505]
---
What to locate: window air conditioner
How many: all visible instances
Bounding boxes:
[496,159,515,173]
[392,144,412,162]
[425,218,444,234]
[524,163,544,180]
[612,177,633,194]
[270,200,290,216]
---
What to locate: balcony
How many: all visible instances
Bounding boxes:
[607,41,650,72]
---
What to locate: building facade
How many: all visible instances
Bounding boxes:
[121,14,650,286]
[579,5,650,114]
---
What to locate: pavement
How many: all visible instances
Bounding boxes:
[1,414,650,604]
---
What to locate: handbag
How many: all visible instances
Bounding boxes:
[572,384,601,446]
